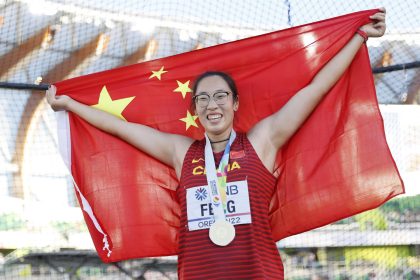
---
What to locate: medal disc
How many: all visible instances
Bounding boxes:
[209,220,235,246]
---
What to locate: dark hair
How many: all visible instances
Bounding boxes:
[191,71,238,110]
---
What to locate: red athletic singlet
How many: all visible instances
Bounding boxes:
[177,133,284,279]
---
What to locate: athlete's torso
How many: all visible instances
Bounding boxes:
[177,133,284,279]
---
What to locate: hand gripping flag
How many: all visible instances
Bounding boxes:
[54,9,404,262]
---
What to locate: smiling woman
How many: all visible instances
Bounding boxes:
[45,8,393,280]
[192,74,239,151]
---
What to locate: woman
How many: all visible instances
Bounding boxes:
[47,8,386,279]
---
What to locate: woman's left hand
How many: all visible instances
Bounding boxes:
[360,7,386,38]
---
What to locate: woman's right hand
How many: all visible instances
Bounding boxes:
[46,85,72,111]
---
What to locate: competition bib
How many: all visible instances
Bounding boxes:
[186,180,252,231]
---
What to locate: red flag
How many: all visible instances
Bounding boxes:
[54,9,404,262]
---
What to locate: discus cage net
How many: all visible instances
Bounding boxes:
[0,0,419,279]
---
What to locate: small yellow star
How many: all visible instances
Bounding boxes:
[173,80,192,99]
[179,110,198,130]
[91,86,135,121]
[149,66,168,80]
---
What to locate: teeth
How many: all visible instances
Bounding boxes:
[208,114,222,120]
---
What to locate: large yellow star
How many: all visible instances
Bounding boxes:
[179,110,198,130]
[91,86,135,121]
[173,80,192,99]
[149,66,168,80]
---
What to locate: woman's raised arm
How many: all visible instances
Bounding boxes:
[248,8,386,172]
[46,85,193,178]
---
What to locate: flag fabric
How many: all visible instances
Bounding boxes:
[54,9,404,263]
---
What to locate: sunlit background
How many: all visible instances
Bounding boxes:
[0,0,419,279]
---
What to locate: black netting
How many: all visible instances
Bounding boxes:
[1,1,419,279]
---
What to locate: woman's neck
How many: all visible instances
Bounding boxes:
[208,129,232,153]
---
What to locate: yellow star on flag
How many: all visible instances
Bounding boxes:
[173,80,192,99]
[180,110,198,130]
[149,66,168,80]
[91,86,135,121]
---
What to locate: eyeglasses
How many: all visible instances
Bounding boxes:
[193,91,231,108]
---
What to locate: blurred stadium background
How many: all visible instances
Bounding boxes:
[0,0,419,279]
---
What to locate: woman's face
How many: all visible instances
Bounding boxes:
[194,75,238,138]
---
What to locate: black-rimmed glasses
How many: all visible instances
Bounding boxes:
[193,91,231,108]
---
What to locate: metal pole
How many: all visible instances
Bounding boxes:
[0,61,419,91]
[372,61,420,74]
[0,82,50,91]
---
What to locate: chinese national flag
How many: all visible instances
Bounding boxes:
[54,9,404,262]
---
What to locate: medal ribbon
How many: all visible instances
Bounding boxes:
[204,130,236,222]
